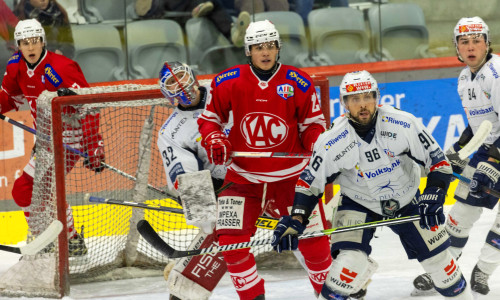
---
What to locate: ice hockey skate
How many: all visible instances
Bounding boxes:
[68,226,88,265]
[411,273,437,296]
[470,265,490,295]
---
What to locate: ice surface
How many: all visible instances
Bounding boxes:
[0,206,498,299]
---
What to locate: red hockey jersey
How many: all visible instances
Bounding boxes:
[198,63,326,184]
[0,50,89,128]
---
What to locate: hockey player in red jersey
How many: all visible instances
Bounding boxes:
[197,20,332,300]
[0,19,104,256]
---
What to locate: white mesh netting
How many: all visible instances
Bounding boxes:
[0,82,279,297]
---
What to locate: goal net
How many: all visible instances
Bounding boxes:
[0,76,331,298]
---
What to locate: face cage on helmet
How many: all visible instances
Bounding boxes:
[160,66,198,106]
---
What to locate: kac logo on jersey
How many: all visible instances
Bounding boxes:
[44,64,62,87]
[215,68,240,86]
[277,84,294,100]
[240,112,288,149]
[286,70,310,92]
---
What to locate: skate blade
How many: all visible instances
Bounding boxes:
[410,287,438,297]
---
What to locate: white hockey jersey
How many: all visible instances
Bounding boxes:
[295,105,452,215]
[157,87,232,190]
[458,54,500,144]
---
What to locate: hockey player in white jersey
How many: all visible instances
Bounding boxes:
[157,61,232,300]
[272,70,474,299]
[413,17,500,297]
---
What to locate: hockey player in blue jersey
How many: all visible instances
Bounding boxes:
[271,70,474,299]
[413,16,500,297]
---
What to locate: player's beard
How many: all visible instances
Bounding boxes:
[352,108,375,125]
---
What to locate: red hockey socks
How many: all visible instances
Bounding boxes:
[219,234,265,300]
[299,236,332,294]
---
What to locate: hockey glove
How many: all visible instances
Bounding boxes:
[469,161,500,200]
[418,186,446,231]
[271,216,306,253]
[445,143,470,176]
[83,137,105,173]
[202,131,232,165]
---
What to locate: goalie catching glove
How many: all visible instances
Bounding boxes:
[202,131,231,165]
[418,186,446,231]
[470,161,500,202]
[271,216,306,253]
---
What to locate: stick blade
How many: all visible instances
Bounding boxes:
[137,220,177,258]
[20,220,63,255]
[458,120,493,160]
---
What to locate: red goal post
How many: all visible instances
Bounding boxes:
[0,75,331,298]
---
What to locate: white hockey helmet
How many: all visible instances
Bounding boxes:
[244,20,281,56]
[14,19,45,44]
[454,17,489,48]
[339,70,380,106]
[159,61,199,106]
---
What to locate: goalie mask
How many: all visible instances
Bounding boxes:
[14,19,45,45]
[244,20,281,56]
[159,62,199,106]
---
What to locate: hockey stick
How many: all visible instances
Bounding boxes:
[231,152,312,158]
[86,194,281,229]
[446,120,492,161]
[0,220,63,255]
[453,172,500,199]
[86,194,184,214]
[0,113,179,201]
[137,215,420,258]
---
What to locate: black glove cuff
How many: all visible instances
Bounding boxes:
[488,145,500,162]
[291,205,311,226]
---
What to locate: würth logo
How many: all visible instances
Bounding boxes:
[445,259,457,276]
[339,268,358,283]
[240,112,288,149]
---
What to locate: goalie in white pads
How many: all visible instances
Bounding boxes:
[157,61,232,300]
[413,17,500,297]
[272,70,474,299]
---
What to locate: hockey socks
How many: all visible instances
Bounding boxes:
[299,236,333,294]
[219,235,265,300]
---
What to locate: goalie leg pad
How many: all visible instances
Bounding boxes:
[298,236,333,294]
[446,201,483,258]
[166,231,227,300]
[178,170,217,234]
[322,250,378,296]
[420,250,472,299]
[218,234,264,300]
[477,208,500,275]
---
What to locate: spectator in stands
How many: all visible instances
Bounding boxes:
[288,0,349,26]
[135,0,250,47]
[235,0,289,14]
[0,0,18,42]
[14,0,75,58]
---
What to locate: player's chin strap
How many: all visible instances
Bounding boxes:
[248,59,280,77]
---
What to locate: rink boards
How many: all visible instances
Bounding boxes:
[0,179,459,245]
